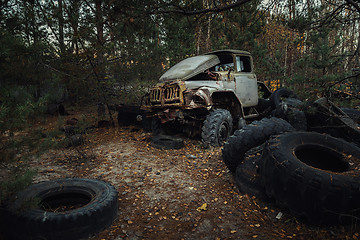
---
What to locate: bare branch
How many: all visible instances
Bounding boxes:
[345,0,360,14]
[157,0,252,16]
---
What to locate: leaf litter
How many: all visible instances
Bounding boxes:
[19,114,360,240]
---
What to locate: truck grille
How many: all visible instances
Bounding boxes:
[150,84,182,105]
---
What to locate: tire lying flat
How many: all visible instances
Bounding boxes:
[2,178,118,240]
[222,117,295,172]
[151,134,184,149]
[260,132,360,225]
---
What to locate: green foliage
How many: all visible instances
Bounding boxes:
[0,84,62,204]
[289,26,347,100]
[161,15,196,65]
[0,0,359,205]
[0,87,47,132]
[0,168,37,205]
[210,0,264,51]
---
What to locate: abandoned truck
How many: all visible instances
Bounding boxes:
[141,50,272,146]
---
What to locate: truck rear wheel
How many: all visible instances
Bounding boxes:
[202,109,233,147]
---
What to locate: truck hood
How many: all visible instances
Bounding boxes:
[184,80,224,91]
[159,55,220,82]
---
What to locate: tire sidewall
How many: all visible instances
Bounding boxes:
[216,115,232,145]
[261,132,360,225]
[3,178,118,240]
[202,109,233,147]
[270,88,297,109]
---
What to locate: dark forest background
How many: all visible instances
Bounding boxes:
[0,0,359,200]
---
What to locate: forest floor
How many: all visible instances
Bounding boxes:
[16,108,360,240]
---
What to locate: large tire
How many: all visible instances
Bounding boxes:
[270,88,298,109]
[151,118,163,136]
[285,109,307,131]
[151,134,184,149]
[308,98,360,146]
[202,109,233,147]
[234,148,267,200]
[341,108,360,124]
[260,132,360,225]
[2,178,118,240]
[141,115,153,132]
[222,117,295,172]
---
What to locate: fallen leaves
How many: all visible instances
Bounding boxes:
[26,114,360,240]
[197,203,208,212]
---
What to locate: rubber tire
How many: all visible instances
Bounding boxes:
[234,147,267,200]
[260,132,360,225]
[202,109,233,147]
[284,97,303,108]
[341,108,360,124]
[308,98,360,146]
[256,98,272,113]
[222,117,295,172]
[2,178,118,240]
[142,115,153,132]
[151,118,163,136]
[270,88,298,109]
[151,134,184,149]
[285,109,307,131]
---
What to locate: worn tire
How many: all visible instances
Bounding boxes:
[234,148,267,199]
[142,115,153,132]
[270,88,298,108]
[202,109,233,147]
[308,98,360,146]
[286,109,308,131]
[260,132,360,225]
[151,134,184,149]
[2,178,118,240]
[151,118,163,136]
[341,108,360,124]
[222,117,295,172]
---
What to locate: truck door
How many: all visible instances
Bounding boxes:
[234,55,258,107]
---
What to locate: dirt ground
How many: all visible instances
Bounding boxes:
[13,110,360,240]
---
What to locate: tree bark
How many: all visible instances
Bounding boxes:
[58,0,65,54]
[95,0,104,67]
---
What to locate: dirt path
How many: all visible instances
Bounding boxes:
[28,124,359,240]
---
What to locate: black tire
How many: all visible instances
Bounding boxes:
[260,132,360,225]
[151,118,163,136]
[151,134,184,149]
[256,98,272,114]
[285,109,307,131]
[234,148,267,200]
[142,115,153,132]
[222,117,295,172]
[284,97,304,108]
[2,178,118,240]
[341,108,360,124]
[202,109,233,147]
[270,88,298,109]
[308,98,360,146]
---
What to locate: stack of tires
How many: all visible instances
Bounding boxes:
[222,88,360,226]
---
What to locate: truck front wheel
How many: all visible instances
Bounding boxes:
[202,109,233,147]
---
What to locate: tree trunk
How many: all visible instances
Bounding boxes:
[68,0,80,55]
[58,0,65,54]
[95,0,104,68]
